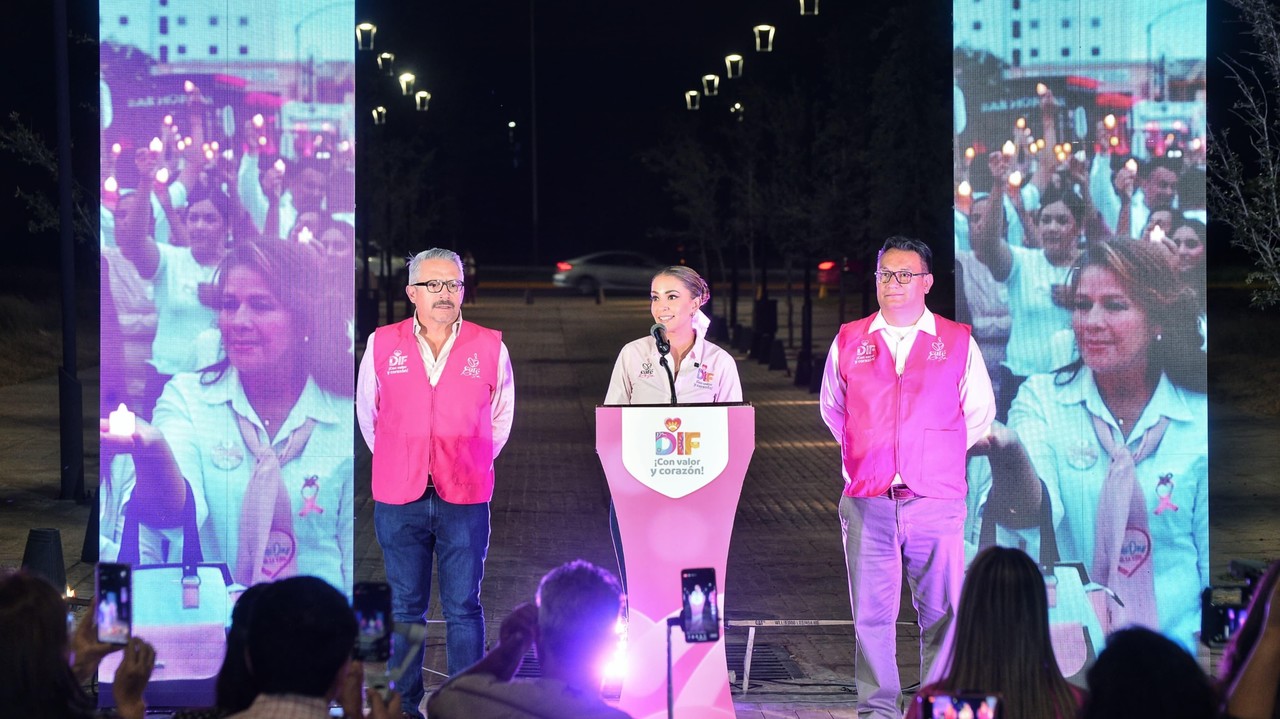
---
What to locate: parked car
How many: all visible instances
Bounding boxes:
[552,251,665,295]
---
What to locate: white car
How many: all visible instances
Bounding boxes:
[552,251,665,295]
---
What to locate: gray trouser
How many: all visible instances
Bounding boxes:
[839,494,966,719]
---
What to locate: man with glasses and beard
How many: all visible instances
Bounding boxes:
[819,236,995,719]
[356,248,516,718]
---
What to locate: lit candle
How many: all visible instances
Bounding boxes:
[108,403,136,437]
[257,136,268,147]
[210,141,220,151]
[1103,114,1116,130]
[163,114,174,126]
[1007,170,1023,188]
[1002,140,1016,157]
[66,586,75,599]
[1109,136,1120,148]
[1036,82,1047,96]
[205,149,216,161]
[149,137,164,153]
[155,167,170,184]
[298,226,314,244]
[104,176,118,194]
[252,113,265,128]
[1015,117,1026,130]
[956,181,972,213]
[1061,142,1072,154]
[1125,158,1138,173]
[1150,224,1166,243]
[111,142,122,156]
[184,80,195,93]
[964,146,975,161]
[274,158,286,174]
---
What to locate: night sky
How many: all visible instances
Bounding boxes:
[0,1,1251,272]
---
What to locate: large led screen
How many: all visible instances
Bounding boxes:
[953,1,1207,661]
[97,0,355,693]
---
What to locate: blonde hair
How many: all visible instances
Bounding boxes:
[654,266,709,307]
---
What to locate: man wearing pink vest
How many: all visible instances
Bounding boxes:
[356,248,516,718]
[819,236,994,719]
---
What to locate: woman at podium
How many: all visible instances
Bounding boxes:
[604,266,742,405]
[603,266,742,589]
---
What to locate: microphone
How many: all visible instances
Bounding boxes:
[651,323,671,356]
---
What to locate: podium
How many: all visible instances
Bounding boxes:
[596,404,755,719]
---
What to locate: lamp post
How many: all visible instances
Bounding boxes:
[753,25,775,52]
[702,74,720,96]
[377,52,395,76]
[724,54,744,79]
[415,90,432,112]
[685,91,701,110]
[295,1,351,100]
[398,72,416,96]
[1145,0,1203,100]
[355,22,376,50]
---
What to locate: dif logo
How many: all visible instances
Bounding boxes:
[655,417,700,456]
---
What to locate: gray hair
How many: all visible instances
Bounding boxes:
[536,560,622,663]
[406,248,464,285]
[654,266,710,307]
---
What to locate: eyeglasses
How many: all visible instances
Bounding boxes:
[873,270,930,285]
[410,279,465,293]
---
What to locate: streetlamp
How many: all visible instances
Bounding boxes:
[799,0,819,15]
[724,54,744,79]
[398,72,416,96]
[377,52,395,76]
[415,90,432,112]
[294,2,351,99]
[702,74,720,96]
[685,91,701,110]
[753,25,775,52]
[1145,0,1203,100]
[355,22,376,50]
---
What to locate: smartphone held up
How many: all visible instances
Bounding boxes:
[353,581,393,662]
[680,568,719,643]
[96,563,132,645]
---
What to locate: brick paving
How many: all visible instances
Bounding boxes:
[2,290,1280,717]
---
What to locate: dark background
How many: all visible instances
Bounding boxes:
[0,1,1246,277]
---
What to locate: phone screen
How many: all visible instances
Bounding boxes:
[352,581,392,662]
[919,693,1001,719]
[96,563,132,645]
[680,568,719,643]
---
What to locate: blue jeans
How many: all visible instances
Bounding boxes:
[374,489,490,718]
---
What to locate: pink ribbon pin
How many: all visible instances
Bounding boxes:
[1154,473,1178,515]
[299,476,325,517]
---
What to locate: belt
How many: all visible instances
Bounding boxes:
[881,485,918,501]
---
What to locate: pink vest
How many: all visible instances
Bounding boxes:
[836,313,972,499]
[371,318,502,505]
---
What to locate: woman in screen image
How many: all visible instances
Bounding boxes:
[977,239,1208,652]
[906,546,1084,719]
[603,266,742,589]
[101,239,354,592]
[114,184,234,417]
[971,162,1090,420]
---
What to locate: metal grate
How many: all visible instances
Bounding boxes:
[725,642,805,681]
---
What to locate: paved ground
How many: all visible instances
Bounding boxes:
[2,289,1279,717]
